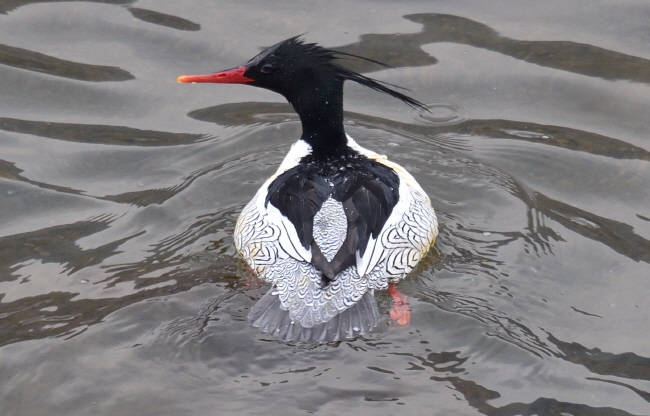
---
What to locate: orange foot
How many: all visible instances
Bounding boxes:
[242,264,262,288]
[388,283,411,327]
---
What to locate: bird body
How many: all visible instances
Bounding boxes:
[179,36,438,341]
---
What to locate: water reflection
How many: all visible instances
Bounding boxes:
[128,8,201,31]
[100,207,238,290]
[0,44,134,82]
[0,118,210,205]
[0,216,237,347]
[548,334,650,382]
[534,192,650,263]
[0,270,227,347]
[0,118,206,146]
[0,157,86,196]
[429,375,640,416]
[102,147,266,206]
[0,0,133,14]
[0,214,119,284]
[390,348,644,414]
[415,286,560,358]
[335,13,650,85]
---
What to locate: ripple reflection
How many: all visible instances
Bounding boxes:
[414,102,466,126]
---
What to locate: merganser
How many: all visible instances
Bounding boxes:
[178,36,438,342]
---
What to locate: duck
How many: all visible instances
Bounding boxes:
[178,36,438,342]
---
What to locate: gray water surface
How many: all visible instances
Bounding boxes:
[1,1,649,415]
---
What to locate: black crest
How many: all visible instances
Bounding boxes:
[249,35,429,111]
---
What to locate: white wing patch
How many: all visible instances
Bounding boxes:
[357,184,438,280]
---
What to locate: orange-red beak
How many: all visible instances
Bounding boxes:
[177,66,253,84]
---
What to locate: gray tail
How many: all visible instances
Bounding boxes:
[248,290,381,342]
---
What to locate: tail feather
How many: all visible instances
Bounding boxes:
[249,290,381,342]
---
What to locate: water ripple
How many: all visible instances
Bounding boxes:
[414,102,466,126]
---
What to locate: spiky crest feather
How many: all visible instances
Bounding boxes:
[268,36,429,112]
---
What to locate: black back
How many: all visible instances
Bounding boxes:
[266,150,399,280]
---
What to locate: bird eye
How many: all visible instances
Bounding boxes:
[260,63,274,74]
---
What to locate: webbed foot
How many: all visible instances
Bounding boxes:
[388,283,410,327]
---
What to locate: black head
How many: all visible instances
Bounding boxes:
[240,36,342,103]
[178,35,428,111]
[179,36,428,156]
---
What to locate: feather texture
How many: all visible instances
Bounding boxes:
[235,137,438,335]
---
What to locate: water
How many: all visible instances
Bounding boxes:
[1,1,649,415]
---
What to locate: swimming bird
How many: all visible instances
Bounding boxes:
[178,36,438,342]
